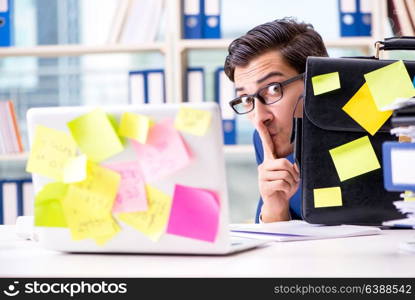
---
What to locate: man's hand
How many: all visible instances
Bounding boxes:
[256,122,300,223]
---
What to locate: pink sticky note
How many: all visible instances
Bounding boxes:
[132,119,191,182]
[166,184,220,242]
[104,161,147,213]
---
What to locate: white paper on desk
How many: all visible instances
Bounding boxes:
[229,220,381,242]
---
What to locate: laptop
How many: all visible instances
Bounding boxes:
[26,102,266,255]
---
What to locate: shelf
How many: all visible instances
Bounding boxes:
[178,37,375,52]
[0,43,166,58]
[0,152,29,162]
[178,39,234,51]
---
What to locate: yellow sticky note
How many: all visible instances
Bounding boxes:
[329,136,381,182]
[342,83,392,136]
[364,60,415,110]
[404,191,415,202]
[62,162,121,243]
[118,112,151,144]
[67,109,124,162]
[311,72,341,96]
[313,186,343,208]
[34,182,68,227]
[63,154,87,183]
[117,185,172,242]
[26,125,77,181]
[174,106,212,136]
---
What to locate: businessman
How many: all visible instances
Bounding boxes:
[224,18,328,223]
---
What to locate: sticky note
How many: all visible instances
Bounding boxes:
[313,186,342,208]
[404,191,415,202]
[167,184,220,242]
[364,60,415,110]
[26,125,77,181]
[62,162,121,243]
[342,83,392,136]
[67,108,124,162]
[104,161,147,213]
[118,112,151,144]
[34,182,68,227]
[132,119,191,182]
[329,136,381,182]
[63,154,87,183]
[117,185,172,242]
[174,106,212,136]
[311,72,341,96]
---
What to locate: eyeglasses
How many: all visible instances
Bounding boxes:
[229,73,304,115]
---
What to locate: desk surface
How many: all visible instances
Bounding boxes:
[1,225,414,277]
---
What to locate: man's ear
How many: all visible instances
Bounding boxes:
[293,95,304,118]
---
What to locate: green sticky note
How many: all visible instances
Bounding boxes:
[311,72,341,96]
[118,112,151,144]
[364,60,415,110]
[63,154,87,183]
[313,186,342,208]
[329,136,381,182]
[67,109,124,162]
[34,182,68,227]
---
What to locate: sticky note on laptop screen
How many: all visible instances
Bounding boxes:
[117,185,172,242]
[26,125,77,181]
[329,136,381,182]
[67,109,124,162]
[34,182,68,227]
[104,161,147,213]
[313,186,342,208]
[311,72,340,96]
[364,60,415,110]
[118,112,151,144]
[132,119,191,182]
[62,162,121,242]
[63,154,87,183]
[391,148,415,187]
[342,83,392,136]
[166,184,220,242]
[174,106,212,136]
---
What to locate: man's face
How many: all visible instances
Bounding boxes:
[234,50,304,158]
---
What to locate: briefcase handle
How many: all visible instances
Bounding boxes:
[375,37,415,58]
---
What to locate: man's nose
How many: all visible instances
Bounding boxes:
[254,99,273,126]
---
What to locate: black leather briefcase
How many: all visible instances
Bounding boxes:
[297,37,415,225]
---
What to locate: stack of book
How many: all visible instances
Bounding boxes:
[0,100,24,154]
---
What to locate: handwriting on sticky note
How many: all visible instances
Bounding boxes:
[117,185,172,242]
[166,184,220,242]
[133,119,191,182]
[63,154,87,183]
[174,106,212,136]
[313,186,342,208]
[311,72,341,96]
[104,161,147,213]
[62,162,121,244]
[329,136,381,182]
[26,125,77,181]
[364,60,415,110]
[118,112,151,144]
[342,83,392,136]
[34,182,68,227]
[67,108,124,162]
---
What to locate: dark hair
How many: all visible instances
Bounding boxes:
[224,18,328,81]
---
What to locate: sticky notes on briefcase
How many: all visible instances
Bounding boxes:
[311,72,341,95]
[364,60,415,111]
[313,186,343,208]
[342,83,392,136]
[329,136,381,182]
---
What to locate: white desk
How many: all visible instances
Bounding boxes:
[1,225,414,277]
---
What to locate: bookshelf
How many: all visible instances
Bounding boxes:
[0,0,390,161]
